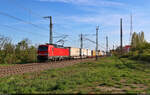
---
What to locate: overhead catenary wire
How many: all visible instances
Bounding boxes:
[83,37,105,49]
[0,24,49,38]
[0,11,49,31]
[6,0,73,37]
[77,33,106,50]
[52,23,71,36]
[0,12,105,50]
[6,0,70,39]
[83,37,106,50]
[7,0,44,19]
[0,0,108,49]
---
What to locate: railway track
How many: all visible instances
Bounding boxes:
[0,58,95,78]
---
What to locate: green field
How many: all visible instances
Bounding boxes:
[0,57,150,94]
[0,64,15,66]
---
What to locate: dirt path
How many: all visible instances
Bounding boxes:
[0,58,94,78]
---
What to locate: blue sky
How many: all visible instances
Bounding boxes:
[0,0,150,51]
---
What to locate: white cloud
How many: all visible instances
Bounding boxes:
[38,0,125,7]
[60,14,129,26]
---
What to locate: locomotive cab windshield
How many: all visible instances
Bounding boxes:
[38,46,48,51]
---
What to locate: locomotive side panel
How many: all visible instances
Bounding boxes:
[52,48,69,57]
[48,47,69,60]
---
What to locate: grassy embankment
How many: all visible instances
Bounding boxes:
[0,57,150,94]
[0,64,15,66]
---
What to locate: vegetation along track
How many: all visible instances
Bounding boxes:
[0,58,95,78]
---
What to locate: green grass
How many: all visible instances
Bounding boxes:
[0,64,15,66]
[0,56,150,94]
[0,62,34,66]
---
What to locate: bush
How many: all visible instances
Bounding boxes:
[139,49,150,62]
[0,36,37,64]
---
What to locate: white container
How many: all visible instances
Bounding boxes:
[87,49,92,56]
[69,47,80,58]
[81,49,87,56]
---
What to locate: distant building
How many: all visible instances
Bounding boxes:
[123,45,131,53]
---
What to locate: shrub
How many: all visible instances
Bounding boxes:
[139,49,150,62]
[0,35,37,64]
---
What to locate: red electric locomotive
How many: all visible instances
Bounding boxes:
[37,44,69,61]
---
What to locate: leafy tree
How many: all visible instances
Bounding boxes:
[131,31,147,50]
[0,35,10,50]
[0,35,37,64]
[0,35,12,64]
[3,42,17,64]
[15,38,37,63]
[139,31,145,43]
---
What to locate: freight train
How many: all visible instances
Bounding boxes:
[37,44,105,61]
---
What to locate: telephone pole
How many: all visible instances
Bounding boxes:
[130,13,133,44]
[43,16,53,44]
[120,18,123,55]
[80,33,83,58]
[106,36,108,55]
[113,45,114,50]
[96,26,99,61]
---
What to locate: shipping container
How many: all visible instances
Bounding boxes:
[80,49,88,58]
[92,50,96,57]
[98,51,103,56]
[81,49,87,56]
[87,49,92,56]
[101,51,106,56]
[69,47,80,58]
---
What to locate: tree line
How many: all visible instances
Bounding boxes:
[0,35,37,64]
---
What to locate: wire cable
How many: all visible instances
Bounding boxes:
[0,11,49,31]
[0,24,49,38]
